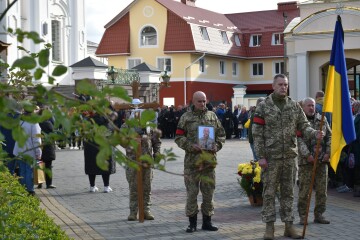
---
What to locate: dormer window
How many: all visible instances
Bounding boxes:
[272,33,283,45]
[233,34,241,47]
[250,34,262,47]
[140,26,157,46]
[220,31,229,44]
[199,27,210,41]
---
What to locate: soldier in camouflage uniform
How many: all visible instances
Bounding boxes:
[122,110,162,221]
[297,97,331,225]
[252,74,324,240]
[175,91,225,233]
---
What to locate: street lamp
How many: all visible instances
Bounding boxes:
[107,66,119,84]
[159,71,171,88]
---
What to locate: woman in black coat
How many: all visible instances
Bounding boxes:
[39,116,56,189]
[84,114,116,193]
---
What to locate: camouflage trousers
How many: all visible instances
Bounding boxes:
[298,162,328,218]
[262,157,296,222]
[184,168,215,217]
[125,167,153,213]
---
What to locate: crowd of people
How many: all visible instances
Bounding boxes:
[1,74,360,240]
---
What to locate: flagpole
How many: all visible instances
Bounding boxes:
[302,112,326,238]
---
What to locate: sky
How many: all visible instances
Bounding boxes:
[86,0,300,43]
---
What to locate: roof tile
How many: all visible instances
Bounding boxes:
[96,12,130,56]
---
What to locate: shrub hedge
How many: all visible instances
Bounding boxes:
[0,170,71,240]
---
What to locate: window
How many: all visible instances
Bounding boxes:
[232,62,238,76]
[157,58,172,72]
[140,26,157,46]
[199,27,210,41]
[128,58,141,69]
[250,34,262,47]
[272,33,282,45]
[234,34,241,46]
[219,61,225,75]
[51,20,61,61]
[220,31,229,44]
[274,61,284,74]
[199,58,205,73]
[252,63,263,76]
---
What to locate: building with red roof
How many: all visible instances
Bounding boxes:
[95,0,301,107]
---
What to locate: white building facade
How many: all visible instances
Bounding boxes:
[0,0,87,85]
[286,0,360,101]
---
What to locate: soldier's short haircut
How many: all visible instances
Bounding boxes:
[302,97,315,106]
[315,91,325,98]
[273,74,288,84]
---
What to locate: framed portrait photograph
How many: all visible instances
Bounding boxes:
[198,126,215,150]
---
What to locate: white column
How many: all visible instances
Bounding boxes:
[232,85,247,110]
[288,54,297,100]
[295,52,309,101]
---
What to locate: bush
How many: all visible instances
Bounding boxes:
[0,170,71,240]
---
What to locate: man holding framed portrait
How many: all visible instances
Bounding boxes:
[175,91,225,234]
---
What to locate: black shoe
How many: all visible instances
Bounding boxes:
[46,185,56,189]
[202,215,218,231]
[186,215,197,233]
[37,183,43,189]
[28,191,36,196]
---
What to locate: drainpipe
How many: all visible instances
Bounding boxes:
[184,52,206,105]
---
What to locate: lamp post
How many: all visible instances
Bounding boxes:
[159,71,171,88]
[107,66,119,84]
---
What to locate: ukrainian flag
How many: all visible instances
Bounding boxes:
[323,16,356,172]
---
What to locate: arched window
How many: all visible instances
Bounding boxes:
[140,26,157,46]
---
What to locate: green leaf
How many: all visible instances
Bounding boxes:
[11,56,36,70]
[139,154,153,165]
[38,49,50,67]
[48,76,55,84]
[27,31,44,44]
[76,80,97,95]
[52,65,67,76]
[140,110,155,127]
[34,68,45,80]
[12,126,27,148]
[110,86,131,102]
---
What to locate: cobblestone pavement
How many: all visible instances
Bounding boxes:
[37,139,360,240]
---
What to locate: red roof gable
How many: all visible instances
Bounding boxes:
[96,12,130,56]
[164,11,195,52]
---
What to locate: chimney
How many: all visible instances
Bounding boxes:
[181,0,196,7]
[277,1,298,12]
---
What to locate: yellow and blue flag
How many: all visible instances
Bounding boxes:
[323,16,356,172]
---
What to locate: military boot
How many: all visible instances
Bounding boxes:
[186,215,197,233]
[263,221,274,240]
[284,222,302,239]
[127,211,137,221]
[314,213,330,224]
[144,211,155,220]
[201,215,218,231]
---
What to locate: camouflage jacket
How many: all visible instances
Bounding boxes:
[297,112,331,165]
[252,94,316,160]
[121,124,162,161]
[175,108,225,169]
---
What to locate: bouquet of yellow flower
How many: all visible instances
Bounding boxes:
[237,161,263,197]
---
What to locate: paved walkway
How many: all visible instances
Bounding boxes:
[37,139,360,240]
